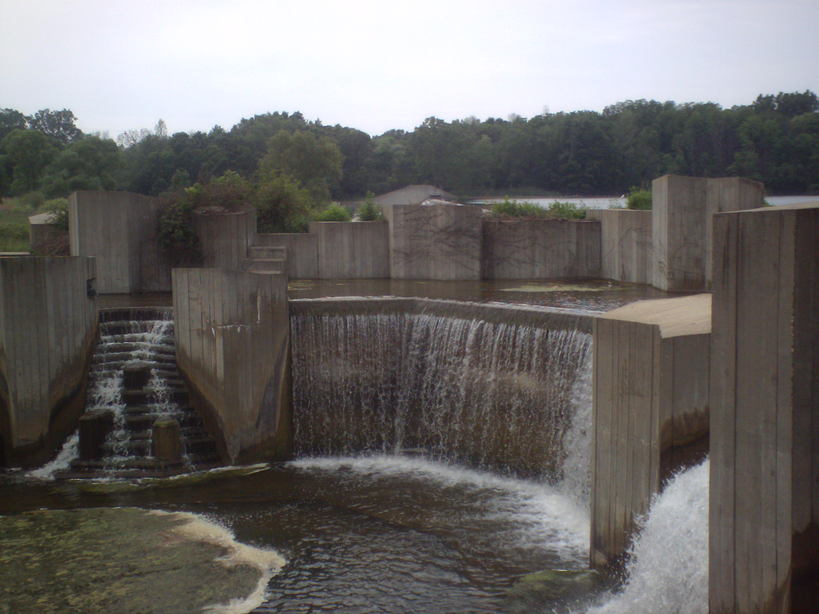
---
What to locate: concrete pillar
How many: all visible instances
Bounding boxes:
[79,410,114,460]
[152,418,182,461]
[652,175,764,291]
[709,203,818,614]
[591,294,711,569]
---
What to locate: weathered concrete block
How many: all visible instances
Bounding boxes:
[481,219,601,279]
[193,208,256,270]
[254,233,317,278]
[586,209,652,284]
[172,268,291,463]
[709,203,818,614]
[152,418,182,461]
[390,204,482,280]
[652,175,764,291]
[69,191,171,294]
[308,221,390,279]
[0,257,97,466]
[591,294,711,569]
[78,410,114,460]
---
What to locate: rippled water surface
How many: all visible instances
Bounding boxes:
[1,456,594,613]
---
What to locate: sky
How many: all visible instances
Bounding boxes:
[1,0,817,138]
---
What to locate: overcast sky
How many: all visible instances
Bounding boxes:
[1,0,816,138]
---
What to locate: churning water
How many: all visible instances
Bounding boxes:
[6,303,710,613]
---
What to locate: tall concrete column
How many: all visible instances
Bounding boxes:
[709,203,818,614]
[591,294,711,569]
[652,175,764,291]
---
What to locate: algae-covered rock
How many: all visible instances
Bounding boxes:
[505,568,604,613]
[0,507,284,614]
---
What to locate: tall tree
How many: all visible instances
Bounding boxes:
[27,108,82,145]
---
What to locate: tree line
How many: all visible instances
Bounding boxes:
[1,91,817,209]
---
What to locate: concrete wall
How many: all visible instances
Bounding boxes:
[255,233,318,278]
[194,209,256,270]
[69,191,171,294]
[172,268,291,463]
[587,209,653,284]
[390,204,483,280]
[591,294,711,569]
[709,203,818,614]
[0,257,97,466]
[308,221,390,279]
[652,175,764,291]
[481,219,601,279]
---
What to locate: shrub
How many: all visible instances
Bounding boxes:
[255,170,314,233]
[313,203,352,222]
[490,198,548,218]
[357,192,383,221]
[43,198,69,231]
[547,201,587,219]
[626,187,652,210]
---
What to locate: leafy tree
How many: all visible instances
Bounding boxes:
[356,191,383,221]
[27,108,82,144]
[0,109,27,142]
[0,129,60,195]
[258,130,343,205]
[39,135,121,197]
[254,170,314,232]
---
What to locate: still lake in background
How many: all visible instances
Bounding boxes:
[471,195,816,209]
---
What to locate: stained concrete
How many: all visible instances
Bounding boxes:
[0,257,97,466]
[586,209,653,284]
[652,175,764,291]
[591,293,711,569]
[709,203,818,614]
[255,233,319,278]
[69,191,171,293]
[193,208,256,270]
[481,219,601,279]
[390,204,483,280]
[308,220,390,279]
[172,268,291,463]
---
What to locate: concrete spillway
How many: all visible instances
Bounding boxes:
[290,298,594,480]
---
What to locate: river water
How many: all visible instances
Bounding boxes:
[1,280,708,613]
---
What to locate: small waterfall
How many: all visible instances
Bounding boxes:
[586,459,709,614]
[291,303,592,480]
[33,308,220,479]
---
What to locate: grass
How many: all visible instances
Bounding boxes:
[0,201,32,252]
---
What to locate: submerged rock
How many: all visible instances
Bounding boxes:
[0,507,284,614]
[506,568,604,613]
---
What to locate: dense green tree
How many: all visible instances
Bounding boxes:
[40,135,121,197]
[254,170,314,232]
[0,109,27,142]
[0,129,60,195]
[27,108,83,144]
[258,130,343,205]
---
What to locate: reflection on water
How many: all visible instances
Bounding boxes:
[0,456,596,614]
[288,278,677,312]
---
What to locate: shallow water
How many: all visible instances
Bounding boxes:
[1,456,595,613]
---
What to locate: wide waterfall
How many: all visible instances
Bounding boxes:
[291,299,593,481]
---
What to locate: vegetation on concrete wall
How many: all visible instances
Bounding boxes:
[490,198,587,220]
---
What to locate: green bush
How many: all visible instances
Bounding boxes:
[626,187,652,210]
[490,198,549,218]
[254,170,314,233]
[43,198,69,231]
[357,192,383,221]
[547,201,586,219]
[313,203,352,222]
[490,198,587,220]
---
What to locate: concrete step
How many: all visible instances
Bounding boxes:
[248,245,287,259]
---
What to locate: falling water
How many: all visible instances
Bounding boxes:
[291,307,592,479]
[585,459,709,614]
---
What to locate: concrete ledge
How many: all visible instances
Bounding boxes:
[586,209,652,284]
[591,293,711,569]
[308,221,390,279]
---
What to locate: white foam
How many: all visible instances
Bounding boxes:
[586,458,709,614]
[290,454,590,561]
[27,431,80,480]
[150,510,285,614]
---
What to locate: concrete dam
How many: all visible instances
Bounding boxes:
[0,177,816,613]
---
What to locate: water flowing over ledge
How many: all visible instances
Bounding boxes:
[290,298,594,480]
